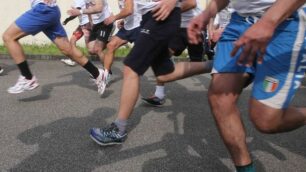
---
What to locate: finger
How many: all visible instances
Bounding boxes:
[257,46,266,64]
[237,43,251,66]
[247,45,258,67]
[231,40,244,57]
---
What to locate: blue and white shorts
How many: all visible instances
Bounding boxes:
[212,9,306,109]
[15,3,67,41]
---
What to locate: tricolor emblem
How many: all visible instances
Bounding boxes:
[263,76,279,92]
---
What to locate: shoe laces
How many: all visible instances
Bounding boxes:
[101,123,118,137]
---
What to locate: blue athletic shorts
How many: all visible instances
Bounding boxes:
[212,9,306,109]
[115,27,140,43]
[15,3,67,41]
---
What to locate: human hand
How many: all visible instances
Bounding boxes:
[231,19,276,66]
[104,14,116,25]
[152,0,177,21]
[188,12,210,44]
[67,8,81,17]
[117,20,124,29]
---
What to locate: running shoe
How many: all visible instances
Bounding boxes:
[61,59,76,66]
[7,75,39,94]
[141,96,165,107]
[90,123,127,146]
[0,67,3,74]
[95,69,107,95]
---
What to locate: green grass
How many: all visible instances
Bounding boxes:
[0,44,131,57]
[0,44,189,59]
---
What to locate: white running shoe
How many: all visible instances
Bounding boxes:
[0,67,3,74]
[8,75,39,94]
[95,69,107,95]
[61,59,76,66]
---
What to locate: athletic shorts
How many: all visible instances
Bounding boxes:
[15,3,67,41]
[116,27,140,43]
[169,28,204,62]
[212,10,306,109]
[89,22,114,43]
[124,8,181,76]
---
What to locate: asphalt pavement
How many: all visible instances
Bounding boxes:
[0,59,305,172]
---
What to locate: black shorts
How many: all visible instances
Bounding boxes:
[124,8,181,76]
[169,28,204,62]
[89,22,114,43]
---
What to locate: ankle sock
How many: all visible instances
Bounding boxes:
[114,119,127,135]
[154,85,165,99]
[17,61,33,80]
[83,61,99,79]
[236,162,255,172]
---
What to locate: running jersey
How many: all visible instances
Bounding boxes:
[137,0,181,15]
[180,0,202,28]
[230,0,275,16]
[118,0,142,30]
[30,0,57,7]
[73,0,90,25]
[91,0,111,24]
[214,6,234,28]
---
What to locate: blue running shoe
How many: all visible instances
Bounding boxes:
[90,123,127,146]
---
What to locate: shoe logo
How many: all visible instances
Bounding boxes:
[140,29,150,35]
[263,76,279,92]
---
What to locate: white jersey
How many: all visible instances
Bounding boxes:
[214,6,234,28]
[91,0,111,24]
[180,0,202,28]
[118,0,142,30]
[30,0,57,7]
[73,0,90,25]
[230,0,275,16]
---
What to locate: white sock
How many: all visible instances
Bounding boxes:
[154,85,165,99]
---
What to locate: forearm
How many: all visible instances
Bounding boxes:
[260,0,306,27]
[114,8,133,21]
[204,0,229,18]
[180,0,196,12]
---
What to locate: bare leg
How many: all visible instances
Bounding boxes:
[250,98,306,133]
[104,36,127,71]
[2,23,28,64]
[117,66,140,120]
[157,60,213,83]
[208,73,252,166]
[53,37,89,66]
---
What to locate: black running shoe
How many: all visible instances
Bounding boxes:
[90,123,127,146]
[142,96,165,107]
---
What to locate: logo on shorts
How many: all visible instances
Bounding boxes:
[140,29,150,35]
[263,76,279,92]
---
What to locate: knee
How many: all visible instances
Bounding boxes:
[2,32,13,44]
[106,42,117,52]
[123,65,138,79]
[208,88,233,114]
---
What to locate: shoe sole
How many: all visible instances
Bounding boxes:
[90,135,123,146]
[141,98,164,107]
[7,83,40,94]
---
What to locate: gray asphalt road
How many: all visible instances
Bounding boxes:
[0,59,305,172]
